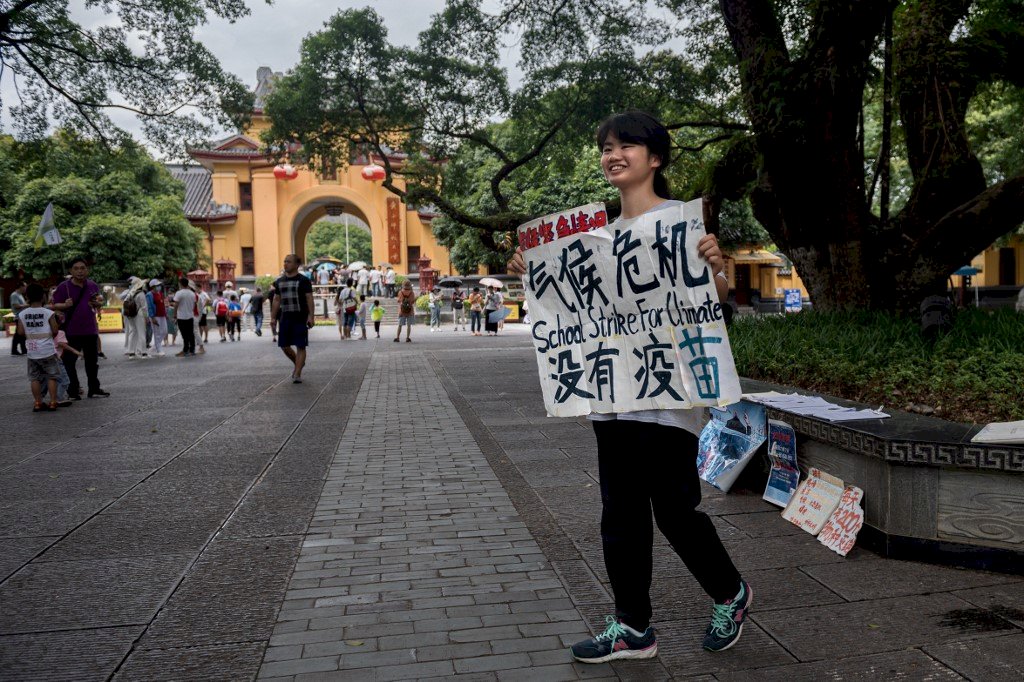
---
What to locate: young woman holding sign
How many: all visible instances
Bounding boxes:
[509,111,750,663]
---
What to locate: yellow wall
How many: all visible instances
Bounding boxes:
[199,153,460,279]
[951,236,1024,289]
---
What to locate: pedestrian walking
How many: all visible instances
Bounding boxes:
[198,288,211,346]
[125,278,149,358]
[468,287,484,335]
[429,287,443,331]
[148,279,167,356]
[52,258,108,398]
[240,288,253,333]
[9,280,28,355]
[165,302,178,347]
[369,267,382,296]
[385,267,396,297]
[16,283,62,412]
[394,280,415,343]
[483,286,502,336]
[335,279,357,340]
[171,278,198,357]
[268,283,279,343]
[214,291,229,342]
[41,323,78,407]
[508,110,749,664]
[451,285,467,330]
[271,254,314,383]
[250,287,265,336]
[370,299,384,338]
[356,267,369,297]
[227,293,242,341]
[357,295,368,340]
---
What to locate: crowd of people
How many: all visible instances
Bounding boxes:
[11,253,513,409]
[308,262,397,298]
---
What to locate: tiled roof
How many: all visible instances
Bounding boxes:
[165,165,237,220]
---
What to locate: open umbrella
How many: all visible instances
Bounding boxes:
[348,260,367,271]
[377,262,392,268]
[953,266,982,307]
[437,277,463,288]
[479,277,504,289]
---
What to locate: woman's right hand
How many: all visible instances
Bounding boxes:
[507,247,526,276]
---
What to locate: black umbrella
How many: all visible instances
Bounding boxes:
[437,277,463,288]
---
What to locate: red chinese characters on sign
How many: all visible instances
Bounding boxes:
[517,204,609,251]
[781,467,844,536]
[818,486,864,556]
[387,197,401,265]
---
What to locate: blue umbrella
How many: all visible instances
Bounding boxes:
[953,266,981,276]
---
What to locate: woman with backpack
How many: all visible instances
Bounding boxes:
[394,280,416,343]
[507,111,750,664]
[335,278,357,340]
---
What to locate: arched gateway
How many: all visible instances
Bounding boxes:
[166,67,452,286]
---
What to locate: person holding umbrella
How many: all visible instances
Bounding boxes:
[482,282,503,336]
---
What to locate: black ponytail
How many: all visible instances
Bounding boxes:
[597,110,673,200]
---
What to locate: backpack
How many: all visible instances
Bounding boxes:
[399,293,414,316]
[215,299,228,316]
[123,296,139,318]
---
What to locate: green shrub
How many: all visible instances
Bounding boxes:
[729,309,1024,423]
[415,293,430,312]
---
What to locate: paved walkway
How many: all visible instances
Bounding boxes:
[1,325,1022,680]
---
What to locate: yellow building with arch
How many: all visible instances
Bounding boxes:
[168,67,454,285]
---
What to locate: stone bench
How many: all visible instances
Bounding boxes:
[739,379,1023,574]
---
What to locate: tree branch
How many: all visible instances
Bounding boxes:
[665,120,749,131]
[906,175,1024,288]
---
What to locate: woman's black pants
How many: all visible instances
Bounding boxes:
[594,418,742,631]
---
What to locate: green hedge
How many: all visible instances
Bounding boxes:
[729,309,1024,424]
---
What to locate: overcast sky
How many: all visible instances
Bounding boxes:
[0,1,509,147]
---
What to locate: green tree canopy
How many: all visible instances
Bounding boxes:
[0,131,204,282]
[263,0,1024,311]
[0,0,260,156]
[305,219,372,266]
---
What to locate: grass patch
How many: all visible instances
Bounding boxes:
[728,308,1024,424]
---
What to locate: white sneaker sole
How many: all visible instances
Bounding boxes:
[572,642,658,664]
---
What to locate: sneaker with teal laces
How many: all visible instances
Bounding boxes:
[570,615,657,663]
[703,580,753,652]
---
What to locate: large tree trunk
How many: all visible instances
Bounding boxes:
[719,0,888,310]
[717,0,1024,312]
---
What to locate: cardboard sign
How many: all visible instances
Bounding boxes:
[817,486,864,556]
[697,402,767,492]
[519,200,741,418]
[763,419,799,507]
[781,467,844,535]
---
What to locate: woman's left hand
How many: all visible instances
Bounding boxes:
[697,234,724,277]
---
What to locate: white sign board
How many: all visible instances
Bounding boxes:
[518,200,741,418]
[781,467,844,536]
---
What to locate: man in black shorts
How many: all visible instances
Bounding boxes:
[271,254,314,383]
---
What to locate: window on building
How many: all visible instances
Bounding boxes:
[999,248,1017,286]
[407,246,421,273]
[241,247,255,276]
[488,262,508,275]
[239,182,253,210]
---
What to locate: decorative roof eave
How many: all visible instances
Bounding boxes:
[186,148,271,171]
[213,134,260,151]
[186,213,237,225]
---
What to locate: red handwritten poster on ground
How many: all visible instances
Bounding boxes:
[817,486,865,556]
[781,467,844,536]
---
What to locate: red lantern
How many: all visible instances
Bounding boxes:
[361,164,386,181]
[274,163,297,180]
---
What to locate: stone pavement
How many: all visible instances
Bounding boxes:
[1,324,1022,680]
